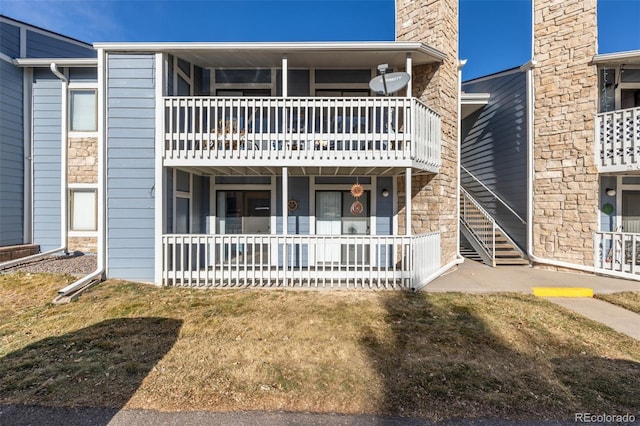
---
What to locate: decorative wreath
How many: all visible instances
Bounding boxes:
[287,199,298,212]
[350,200,363,216]
[602,203,614,215]
[350,183,364,198]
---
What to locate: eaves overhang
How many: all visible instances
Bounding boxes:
[593,50,640,66]
[92,41,447,68]
[461,92,491,119]
[14,57,98,67]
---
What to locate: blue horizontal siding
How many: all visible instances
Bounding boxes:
[0,59,24,246]
[106,53,156,283]
[0,21,20,57]
[26,30,95,58]
[31,76,62,251]
[461,71,528,249]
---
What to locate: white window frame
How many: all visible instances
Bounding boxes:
[173,171,192,234]
[68,183,98,235]
[210,67,276,96]
[615,65,640,110]
[68,82,98,136]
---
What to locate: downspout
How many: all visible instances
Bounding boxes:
[524,62,639,281]
[0,63,70,271]
[55,51,106,301]
[413,58,467,291]
[522,1,596,274]
[524,61,600,275]
[50,63,70,257]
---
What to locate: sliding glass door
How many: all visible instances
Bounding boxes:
[316,191,370,264]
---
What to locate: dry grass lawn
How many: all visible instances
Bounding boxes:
[1,272,640,422]
[596,292,640,315]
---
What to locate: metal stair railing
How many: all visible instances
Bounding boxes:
[460,166,526,225]
[460,187,497,263]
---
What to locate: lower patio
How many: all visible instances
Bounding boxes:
[161,232,441,289]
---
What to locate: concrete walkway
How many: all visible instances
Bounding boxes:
[426,259,640,340]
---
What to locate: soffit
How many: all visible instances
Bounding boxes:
[94,41,446,68]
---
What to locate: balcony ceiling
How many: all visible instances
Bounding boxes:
[94,41,446,68]
[176,165,436,177]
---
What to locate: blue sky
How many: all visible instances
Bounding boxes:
[1,0,639,81]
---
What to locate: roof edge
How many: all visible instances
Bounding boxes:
[93,41,446,62]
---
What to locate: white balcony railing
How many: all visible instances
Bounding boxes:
[161,232,441,289]
[163,97,441,170]
[594,231,640,277]
[596,106,640,172]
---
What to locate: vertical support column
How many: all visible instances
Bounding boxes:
[405,53,412,98]
[154,52,166,285]
[405,168,412,236]
[282,167,288,286]
[282,56,288,98]
[96,48,107,280]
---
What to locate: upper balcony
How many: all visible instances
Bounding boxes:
[162,96,441,176]
[596,105,640,173]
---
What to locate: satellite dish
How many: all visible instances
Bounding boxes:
[369,71,410,96]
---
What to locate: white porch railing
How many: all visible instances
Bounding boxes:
[163,97,441,170]
[161,232,441,289]
[594,231,640,277]
[596,106,640,172]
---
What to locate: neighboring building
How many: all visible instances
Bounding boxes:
[460,0,640,280]
[0,0,461,289]
[0,16,96,260]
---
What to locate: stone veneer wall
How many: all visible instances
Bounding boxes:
[395,0,459,266]
[532,0,599,266]
[68,136,98,253]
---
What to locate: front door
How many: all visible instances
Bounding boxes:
[315,191,369,264]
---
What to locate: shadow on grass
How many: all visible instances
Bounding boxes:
[361,292,640,421]
[0,317,182,425]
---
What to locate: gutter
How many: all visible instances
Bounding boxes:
[53,53,107,301]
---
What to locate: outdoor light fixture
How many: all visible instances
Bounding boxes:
[606,188,617,197]
[381,189,390,198]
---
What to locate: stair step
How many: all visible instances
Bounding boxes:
[495,258,530,265]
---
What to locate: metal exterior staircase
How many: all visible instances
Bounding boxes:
[460,188,529,267]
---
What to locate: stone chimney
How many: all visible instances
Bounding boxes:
[395,0,460,265]
[532,0,599,266]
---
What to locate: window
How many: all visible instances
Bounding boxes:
[70,189,97,231]
[70,90,97,132]
[216,191,270,234]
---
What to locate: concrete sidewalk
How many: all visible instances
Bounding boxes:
[426,260,640,340]
[426,259,640,294]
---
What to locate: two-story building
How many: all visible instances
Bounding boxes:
[1,0,462,291]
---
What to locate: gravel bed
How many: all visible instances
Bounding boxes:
[1,252,98,277]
